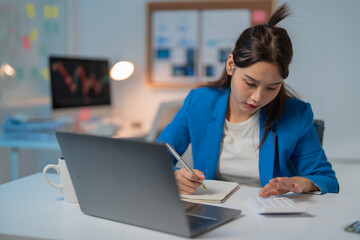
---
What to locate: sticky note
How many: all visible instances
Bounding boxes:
[26,3,35,18]
[52,5,59,19]
[44,5,59,19]
[252,10,267,24]
[44,5,51,19]
[45,21,59,34]
[41,68,49,81]
[30,28,38,42]
[22,36,31,50]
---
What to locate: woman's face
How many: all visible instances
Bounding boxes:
[226,54,283,122]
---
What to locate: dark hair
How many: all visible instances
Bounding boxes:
[201,3,297,148]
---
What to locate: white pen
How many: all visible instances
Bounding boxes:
[165,143,208,191]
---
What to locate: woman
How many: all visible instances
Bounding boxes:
[157,3,339,197]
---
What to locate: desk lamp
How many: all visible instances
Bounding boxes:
[110,61,134,81]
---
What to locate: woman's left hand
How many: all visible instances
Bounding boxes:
[258,177,319,197]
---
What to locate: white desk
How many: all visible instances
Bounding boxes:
[0,173,358,240]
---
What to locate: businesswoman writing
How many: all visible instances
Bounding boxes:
[157,3,339,197]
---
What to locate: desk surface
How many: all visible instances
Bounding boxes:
[0,173,359,240]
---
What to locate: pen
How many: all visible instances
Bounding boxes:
[165,143,208,191]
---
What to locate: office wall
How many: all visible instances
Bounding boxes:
[77,0,360,160]
[0,0,359,184]
[278,0,360,159]
[77,0,190,125]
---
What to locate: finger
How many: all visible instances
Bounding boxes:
[178,183,197,195]
[269,177,288,183]
[259,187,289,197]
[259,188,279,197]
[259,182,292,197]
[180,170,202,183]
[193,169,205,182]
[258,182,276,195]
[275,179,302,193]
[176,173,200,189]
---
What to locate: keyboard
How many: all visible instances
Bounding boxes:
[187,214,216,226]
[248,197,308,214]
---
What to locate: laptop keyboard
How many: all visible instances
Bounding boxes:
[186,214,217,227]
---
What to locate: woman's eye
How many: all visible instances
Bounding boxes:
[245,80,256,87]
[267,87,277,91]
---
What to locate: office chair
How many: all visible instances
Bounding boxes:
[313,119,325,146]
[144,100,183,142]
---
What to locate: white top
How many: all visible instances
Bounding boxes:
[217,111,260,187]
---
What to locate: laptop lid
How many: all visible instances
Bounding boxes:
[56,132,241,237]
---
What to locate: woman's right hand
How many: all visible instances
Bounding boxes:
[174,168,205,195]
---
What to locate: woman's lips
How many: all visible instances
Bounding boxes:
[246,103,258,109]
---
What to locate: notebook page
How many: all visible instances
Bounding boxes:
[180,180,239,203]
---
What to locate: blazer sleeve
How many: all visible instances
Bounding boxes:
[156,91,193,165]
[290,103,339,194]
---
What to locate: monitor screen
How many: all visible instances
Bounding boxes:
[49,56,111,109]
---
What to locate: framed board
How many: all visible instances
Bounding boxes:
[147,0,274,88]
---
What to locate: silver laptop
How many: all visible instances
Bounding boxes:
[56,132,241,238]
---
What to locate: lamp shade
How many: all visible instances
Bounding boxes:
[109,61,134,81]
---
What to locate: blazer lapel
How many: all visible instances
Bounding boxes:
[205,89,229,179]
[259,110,277,187]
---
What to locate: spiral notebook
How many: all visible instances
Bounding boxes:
[180,180,240,204]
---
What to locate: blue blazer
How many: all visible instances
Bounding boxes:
[158,87,339,194]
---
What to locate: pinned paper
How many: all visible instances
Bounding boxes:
[30,28,38,42]
[22,36,31,50]
[44,5,51,19]
[44,5,59,19]
[252,10,267,24]
[26,3,35,18]
[41,67,49,81]
[52,5,59,18]
[44,21,59,34]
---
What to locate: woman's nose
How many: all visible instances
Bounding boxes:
[250,88,263,103]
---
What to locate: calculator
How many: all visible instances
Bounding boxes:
[248,196,308,214]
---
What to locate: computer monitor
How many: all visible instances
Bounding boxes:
[49,56,112,118]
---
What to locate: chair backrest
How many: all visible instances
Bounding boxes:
[313,119,325,146]
[145,100,183,142]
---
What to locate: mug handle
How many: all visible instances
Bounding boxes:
[43,164,62,191]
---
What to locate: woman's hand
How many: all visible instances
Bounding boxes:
[174,168,205,195]
[258,177,319,197]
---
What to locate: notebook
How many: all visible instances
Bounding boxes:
[180,180,240,203]
[55,132,241,238]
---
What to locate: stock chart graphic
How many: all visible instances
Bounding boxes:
[49,57,111,109]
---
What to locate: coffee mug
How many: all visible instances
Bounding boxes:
[43,157,78,203]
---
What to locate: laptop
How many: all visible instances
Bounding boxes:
[56,132,241,238]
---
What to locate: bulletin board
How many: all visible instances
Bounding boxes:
[0,0,67,104]
[147,0,274,88]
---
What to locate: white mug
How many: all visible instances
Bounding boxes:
[43,157,78,203]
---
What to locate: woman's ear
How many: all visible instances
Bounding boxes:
[226,54,235,75]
